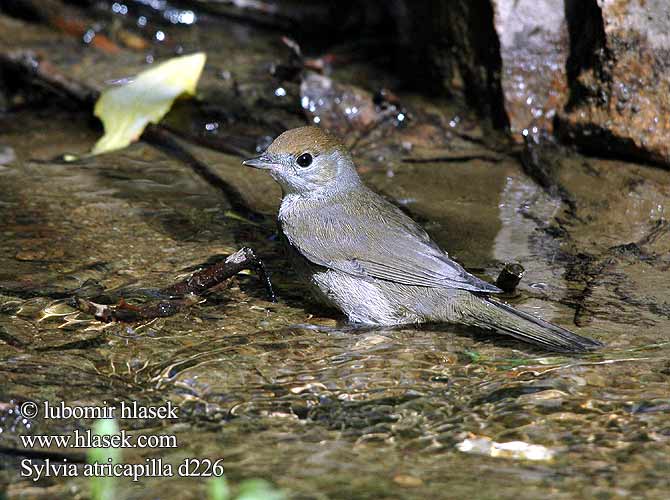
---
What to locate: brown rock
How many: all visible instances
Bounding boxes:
[558,0,670,166]
[492,0,571,139]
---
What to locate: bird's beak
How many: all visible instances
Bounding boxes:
[242,155,278,170]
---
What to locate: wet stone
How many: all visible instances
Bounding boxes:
[493,0,570,138]
[558,0,670,166]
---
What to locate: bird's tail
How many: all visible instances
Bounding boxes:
[466,296,603,353]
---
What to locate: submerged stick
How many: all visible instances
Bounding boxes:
[143,126,261,220]
[69,248,276,323]
[402,152,504,164]
[0,50,97,105]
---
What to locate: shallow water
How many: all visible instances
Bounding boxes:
[1,3,670,499]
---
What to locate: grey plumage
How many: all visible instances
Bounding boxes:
[244,126,602,353]
[281,188,500,293]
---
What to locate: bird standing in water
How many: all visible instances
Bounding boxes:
[243,126,601,352]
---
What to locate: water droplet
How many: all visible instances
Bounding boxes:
[181,11,196,24]
[256,136,273,152]
[112,2,128,15]
[82,29,96,44]
[155,30,165,42]
[313,116,321,124]
[274,87,286,97]
[163,8,196,25]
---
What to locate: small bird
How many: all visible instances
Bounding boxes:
[243,126,602,352]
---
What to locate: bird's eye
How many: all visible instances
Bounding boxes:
[296,152,313,168]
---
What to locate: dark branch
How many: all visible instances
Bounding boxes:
[69,248,276,323]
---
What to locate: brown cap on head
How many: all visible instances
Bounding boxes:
[266,126,344,156]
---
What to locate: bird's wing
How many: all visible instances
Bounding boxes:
[281,191,502,293]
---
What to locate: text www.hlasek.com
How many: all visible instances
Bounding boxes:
[20,430,177,449]
[18,400,224,482]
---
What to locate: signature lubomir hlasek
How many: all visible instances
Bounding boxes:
[243,126,602,353]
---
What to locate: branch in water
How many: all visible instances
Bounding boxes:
[69,248,276,323]
[402,152,504,164]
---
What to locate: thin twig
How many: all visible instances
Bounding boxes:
[402,153,504,164]
[70,247,276,323]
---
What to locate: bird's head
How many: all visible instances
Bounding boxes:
[243,126,361,196]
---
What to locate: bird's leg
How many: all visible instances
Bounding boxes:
[69,247,276,323]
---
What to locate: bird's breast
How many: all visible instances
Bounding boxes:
[278,194,307,223]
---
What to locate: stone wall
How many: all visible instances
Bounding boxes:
[400,0,670,165]
[558,0,670,166]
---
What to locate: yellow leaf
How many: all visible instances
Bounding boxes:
[92,52,206,155]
